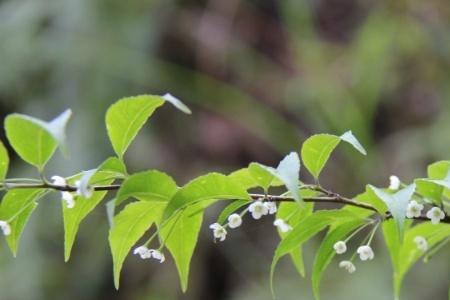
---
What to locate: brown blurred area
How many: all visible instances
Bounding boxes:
[0,0,449,299]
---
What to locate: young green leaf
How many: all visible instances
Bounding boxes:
[109,201,166,289]
[0,140,9,180]
[63,168,114,261]
[383,220,450,299]
[369,184,416,241]
[0,189,45,256]
[228,168,260,190]
[270,209,361,297]
[312,219,366,300]
[163,173,251,220]
[301,134,341,179]
[248,162,276,191]
[160,204,203,292]
[105,95,165,159]
[301,132,366,179]
[115,170,178,206]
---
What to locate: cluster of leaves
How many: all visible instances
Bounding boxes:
[0,94,449,299]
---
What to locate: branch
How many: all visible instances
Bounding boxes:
[1,181,449,224]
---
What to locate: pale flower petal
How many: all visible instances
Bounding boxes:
[51,175,67,186]
[426,207,445,224]
[339,260,356,273]
[333,241,347,254]
[227,214,242,229]
[209,223,227,241]
[248,200,269,219]
[133,246,152,259]
[264,202,277,215]
[389,175,400,190]
[62,192,75,208]
[0,220,11,236]
[413,236,428,252]
[357,245,374,261]
[273,219,292,233]
[406,200,424,219]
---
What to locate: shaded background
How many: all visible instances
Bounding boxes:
[0,0,449,299]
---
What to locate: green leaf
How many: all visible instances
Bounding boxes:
[340,131,367,155]
[116,170,178,206]
[160,204,203,292]
[5,110,72,169]
[162,93,192,114]
[312,219,366,300]
[105,95,165,158]
[428,160,450,179]
[109,201,166,289]
[217,199,251,225]
[63,167,114,261]
[228,168,259,190]
[97,157,128,178]
[369,184,416,241]
[248,163,276,191]
[0,189,45,256]
[383,220,450,299]
[5,115,57,170]
[276,200,314,277]
[301,132,366,179]
[163,173,250,220]
[270,209,361,297]
[301,134,341,179]
[0,140,9,180]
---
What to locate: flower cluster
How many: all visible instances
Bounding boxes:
[133,246,165,263]
[51,175,95,209]
[209,199,293,242]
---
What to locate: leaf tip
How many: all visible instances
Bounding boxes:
[162,93,192,115]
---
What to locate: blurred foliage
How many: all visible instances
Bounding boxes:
[0,0,449,299]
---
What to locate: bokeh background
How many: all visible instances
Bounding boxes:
[0,0,449,299]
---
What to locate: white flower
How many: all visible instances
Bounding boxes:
[273,219,292,233]
[333,241,347,254]
[339,260,356,273]
[75,180,94,199]
[426,207,445,224]
[248,200,269,219]
[149,249,165,263]
[413,236,428,252]
[133,246,152,259]
[264,201,277,215]
[0,220,11,236]
[389,175,400,190]
[406,200,424,218]
[51,175,67,186]
[62,192,75,209]
[209,223,227,241]
[357,245,374,261]
[227,214,242,229]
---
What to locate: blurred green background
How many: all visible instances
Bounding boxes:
[0,0,449,299]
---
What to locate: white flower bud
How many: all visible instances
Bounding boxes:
[0,220,11,236]
[133,246,152,259]
[273,219,292,233]
[339,260,356,273]
[413,236,428,252]
[406,200,424,218]
[389,175,400,190]
[227,214,242,229]
[264,201,277,215]
[357,245,374,261]
[248,200,269,219]
[333,241,347,254]
[209,223,227,241]
[426,207,445,224]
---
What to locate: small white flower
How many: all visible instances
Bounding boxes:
[0,220,11,236]
[406,200,424,218]
[339,260,356,273]
[75,180,94,199]
[426,207,445,224]
[413,236,428,252]
[248,200,269,219]
[209,223,227,241]
[51,175,67,186]
[333,241,347,254]
[273,219,292,233]
[62,192,75,208]
[227,214,242,229]
[264,201,277,215]
[133,246,152,259]
[357,245,374,261]
[149,249,165,263]
[389,175,401,190]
